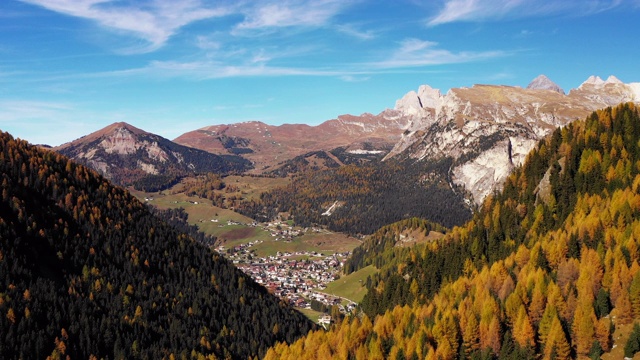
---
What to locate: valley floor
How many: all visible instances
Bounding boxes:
[130,184,367,322]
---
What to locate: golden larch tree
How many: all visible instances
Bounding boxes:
[571,298,596,357]
[512,306,535,348]
[543,316,571,360]
[462,312,480,356]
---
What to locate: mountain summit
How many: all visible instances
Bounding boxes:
[55,122,252,190]
[579,74,624,88]
[526,74,565,94]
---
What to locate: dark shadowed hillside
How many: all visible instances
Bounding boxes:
[238,159,472,235]
[0,131,313,359]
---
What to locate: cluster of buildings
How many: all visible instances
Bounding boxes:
[262,221,306,241]
[219,242,356,314]
[209,219,360,321]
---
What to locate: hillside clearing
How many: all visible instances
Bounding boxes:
[321,265,378,304]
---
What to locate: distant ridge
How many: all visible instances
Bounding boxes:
[173,113,409,172]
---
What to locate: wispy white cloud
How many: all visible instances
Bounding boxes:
[193,36,323,67]
[20,0,232,52]
[118,36,505,78]
[195,35,222,51]
[516,29,533,37]
[19,38,506,82]
[18,0,360,54]
[483,71,515,81]
[0,100,73,120]
[0,69,25,78]
[373,38,506,68]
[235,0,352,31]
[428,0,627,26]
[335,24,377,40]
[145,60,349,79]
[428,0,523,25]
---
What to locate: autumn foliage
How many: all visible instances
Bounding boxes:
[267,103,640,359]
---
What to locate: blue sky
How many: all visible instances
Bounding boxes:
[1,0,639,146]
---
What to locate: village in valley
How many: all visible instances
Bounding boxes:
[136,187,367,325]
[215,220,358,322]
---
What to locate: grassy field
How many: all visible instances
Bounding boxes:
[129,187,258,237]
[129,178,362,258]
[222,175,290,201]
[298,308,326,324]
[250,232,360,257]
[321,265,378,303]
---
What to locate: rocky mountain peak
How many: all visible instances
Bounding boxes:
[581,75,604,87]
[55,122,146,151]
[606,75,623,84]
[526,74,564,94]
[417,85,443,109]
[394,85,443,115]
[55,123,251,188]
[387,76,640,205]
[101,121,147,136]
[394,90,422,115]
[579,75,624,89]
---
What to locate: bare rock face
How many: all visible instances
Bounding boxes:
[527,74,565,94]
[386,75,640,205]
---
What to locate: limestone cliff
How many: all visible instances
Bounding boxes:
[385,75,640,204]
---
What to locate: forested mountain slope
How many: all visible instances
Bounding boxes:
[266,103,640,359]
[343,217,448,274]
[0,132,314,359]
[237,159,472,234]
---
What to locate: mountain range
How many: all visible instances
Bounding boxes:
[55,75,640,206]
[173,112,409,172]
[386,74,640,203]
